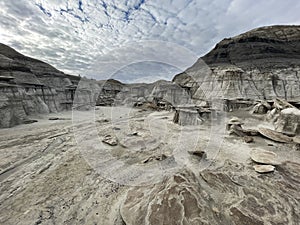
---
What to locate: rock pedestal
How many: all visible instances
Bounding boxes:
[173,106,206,126]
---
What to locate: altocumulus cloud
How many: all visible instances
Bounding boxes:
[0,0,300,82]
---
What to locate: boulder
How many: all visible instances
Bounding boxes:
[275,108,300,135]
[251,102,271,114]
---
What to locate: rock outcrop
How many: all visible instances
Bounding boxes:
[173,25,300,102]
[0,43,94,127]
[120,160,300,225]
[2,25,300,129]
[275,108,300,135]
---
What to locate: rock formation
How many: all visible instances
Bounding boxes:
[0,43,95,128]
[1,25,300,225]
[174,25,300,102]
[0,44,188,128]
[275,108,300,135]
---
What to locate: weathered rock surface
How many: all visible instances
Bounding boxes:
[121,160,300,225]
[258,127,293,143]
[202,25,300,69]
[0,43,97,128]
[1,107,300,225]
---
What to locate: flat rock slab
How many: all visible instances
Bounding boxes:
[102,135,118,146]
[258,127,292,143]
[250,149,280,165]
[253,165,275,173]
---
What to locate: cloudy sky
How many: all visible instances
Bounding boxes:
[1,0,300,82]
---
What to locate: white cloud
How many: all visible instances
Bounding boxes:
[0,0,299,82]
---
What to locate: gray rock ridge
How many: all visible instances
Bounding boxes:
[0,43,96,128]
[173,25,300,102]
[202,25,300,69]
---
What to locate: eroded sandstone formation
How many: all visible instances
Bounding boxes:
[0,43,94,127]
[0,44,187,128]
[173,25,300,102]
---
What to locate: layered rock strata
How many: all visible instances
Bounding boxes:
[174,25,300,102]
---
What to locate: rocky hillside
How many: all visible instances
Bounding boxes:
[0,44,187,128]
[174,25,300,101]
[0,43,99,128]
[203,25,300,69]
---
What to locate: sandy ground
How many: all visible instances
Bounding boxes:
[0,106,299,224]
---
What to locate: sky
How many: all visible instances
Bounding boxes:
[0,0,300,83]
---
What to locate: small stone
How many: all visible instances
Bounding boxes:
[142,154,167,163]
[188,150,206,158]
[293,143,300,151]
[251,103,269,114]
[102,135,118,146]
[128,132,138,136]
[23,119,38,124]
[96,119,110,123]
[244,136,254,143]
[212,207,220,213]
[48,117,70,121]
[48,117,59,120]
[226,117,244,130]
[228,117,243,124]
[253,165,275,173]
